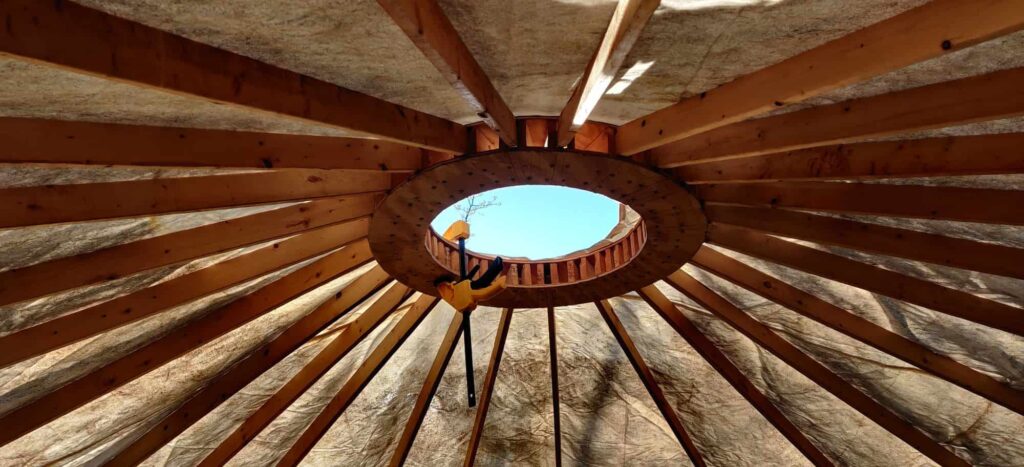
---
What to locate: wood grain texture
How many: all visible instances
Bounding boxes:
[616,0,1024,154]
[463,308,514,466]
[0,0,466,152]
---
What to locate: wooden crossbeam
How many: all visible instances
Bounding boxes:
[676,133,1024,184]
[0,117,423,171]
[463,308,514,466]
[389,311,465,466]
[706,205,1024,280]
[698,181,1024,225]
[0,244,373,449]
[277,294,441,466]
[707,224,1024,337]
[555,0,659,146]
[0,223,371,368]
[199,283,413,466]
[0,169,389,229]
[652,66,1024,167]
[377,0,516,146]
[691,246,1024,415]
[0,194,378,308]
[615,0,1024,155]
[106,267,392,465]
[547,307,563,467]
[0,1,466,153]
[664,271,969,467]
[636,285,833,466]
[593,300,706,466]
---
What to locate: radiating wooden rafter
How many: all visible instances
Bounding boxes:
[594,300,706,466]
[698,181,1024,225]
[388,312,466,466]
[377,0,516,146]
[0,225,371,368]
[691,246,1024,415]
[0,117,425,171]
[677,133,1024,184]
[708,224,1024,337]
[615,0,1024,154]
[0,194,379,307]
[105,267,393,465]
[652,66,1024,167]
[277,294,441,466]
[199,283,415,466]
[547,306,564,467]
[0,245,375,448]
[636,285,834,466]
[0,170,390,229]
[463,307,514,466]
[706,205,1024,280]
[555,0,660,146]
[0,0,467,152]
[664,271,969,467]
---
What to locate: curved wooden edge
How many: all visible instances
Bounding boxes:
[463,307,514,466]
[664,271,969,467]
[636,285,834,466]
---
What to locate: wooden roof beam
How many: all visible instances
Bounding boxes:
[0,0,466,153]
[0,194,379,308]
[463,308,514,466]
[664,271,969,467]
[653,66,1024,167]
[706,205,1024,280]
[692,246,1024,415]
[0,169,390,229]
[594,300,706,466]
[636,285,833,466]
[677,133,1024,184]
[0,117,424,171]
[547,307,564,467]
[277,294,441,466]
[555,0,659,147]
[377,0,516,146]
[698,181,1024,225]
[199,283,414,466]
[707,224,1024,337]
[615,0,1024,154]
[106,267,393,464]
[0,244,374,448]
[0,223,371,368]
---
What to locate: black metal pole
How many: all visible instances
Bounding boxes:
[459,238,476,407]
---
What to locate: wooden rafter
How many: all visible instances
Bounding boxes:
[547,307,563,467]
[377,0,516,146]
[199,283,414,466]
[0,244,374,448]
[106,267,393,464]
[463,308,514,466]
[636,285,833,466]
[0,117,423,171]
[652,66,1024,167]
[707,223,1024,337]
[0,194,379,308]
[277,294,441,466]
[706,205,1024,280]
[0,0,465,153]
[0,224,371,368]
[664,271,969,467]
[555,0,660,146]
[594,300,706,466]
[389,311,466,466]
[691,246,1024,415]
[615,0,1024,155]
[0,170,390,229]
[677,133,1024,184]
[698,181,1024,225]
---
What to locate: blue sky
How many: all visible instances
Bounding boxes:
[430,185,620,260]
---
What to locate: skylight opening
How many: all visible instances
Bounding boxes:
[430,185,622,260]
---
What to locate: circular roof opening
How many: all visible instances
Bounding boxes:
[430,185,624,261]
